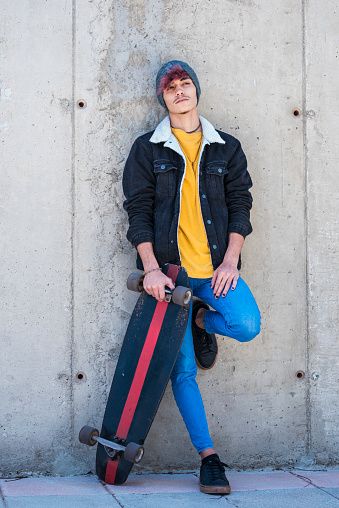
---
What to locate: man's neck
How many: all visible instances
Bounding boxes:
[169,109,201,133]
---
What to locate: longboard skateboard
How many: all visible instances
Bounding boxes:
[79,263,192,484]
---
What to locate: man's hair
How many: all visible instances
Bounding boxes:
[156,64,190,95]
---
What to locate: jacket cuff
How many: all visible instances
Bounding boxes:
[129,232,154,248]
[228,224,253,238]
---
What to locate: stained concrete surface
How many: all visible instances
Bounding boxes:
[2,472,339,508]
[1,0,339,477]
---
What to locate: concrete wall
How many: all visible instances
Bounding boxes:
[1,0,338,476]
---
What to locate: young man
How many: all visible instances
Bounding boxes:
[123,60,261,495]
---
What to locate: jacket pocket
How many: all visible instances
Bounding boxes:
[205,161,228,176]
[204,161,228,196]
[153,159,178,198]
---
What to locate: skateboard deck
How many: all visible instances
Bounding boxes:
[93,264,191,484]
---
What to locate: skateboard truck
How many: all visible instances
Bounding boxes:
[127,273,192,307]
[79,426,144,464]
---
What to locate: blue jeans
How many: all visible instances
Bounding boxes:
[170,276,261,453]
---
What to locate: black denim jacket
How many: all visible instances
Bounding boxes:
[123,116,253,271]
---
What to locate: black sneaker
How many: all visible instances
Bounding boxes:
[199,454,231,495]
[192,300,218,370]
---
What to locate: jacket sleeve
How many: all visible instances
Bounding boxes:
[122,136,156,248]
[224,142,253,238]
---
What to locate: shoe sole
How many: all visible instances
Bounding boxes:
[199,481,231,494]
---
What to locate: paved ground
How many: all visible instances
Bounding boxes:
[1,469,339,507]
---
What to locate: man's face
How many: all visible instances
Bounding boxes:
[162,77,198,115]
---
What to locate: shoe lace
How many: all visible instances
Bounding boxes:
[206,459,228,481]
[197,330,213,353]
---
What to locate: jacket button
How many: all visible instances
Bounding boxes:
[207,220,211,224]
[161,165,165,169]
[170,240,174,244]
[212,244,217,249]
[218,168,222,173]
[202,194,206,199]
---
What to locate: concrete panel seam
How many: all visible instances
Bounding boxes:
[103,483,124,507]
[0,487,6,508]
[69,0,76,449]
[302,0,312,462]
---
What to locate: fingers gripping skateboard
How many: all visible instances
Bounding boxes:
[127,273,192,307]
[79,426,144,464]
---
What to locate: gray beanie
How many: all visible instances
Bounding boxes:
[156,60,201,109]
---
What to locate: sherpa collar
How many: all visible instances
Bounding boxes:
[150,116,225,145]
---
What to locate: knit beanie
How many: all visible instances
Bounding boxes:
[156,60,201,109]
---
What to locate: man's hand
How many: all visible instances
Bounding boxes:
[211,261,239,299]
[136,242,175,301]
[211,232,244,298]
[143,270,175,301]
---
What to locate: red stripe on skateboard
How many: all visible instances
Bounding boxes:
[166,264,180,281]
[115,300,167,438]
[105,265,180,484]
[105,456,119,484]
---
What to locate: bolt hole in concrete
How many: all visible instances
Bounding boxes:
[77,100,87,109]
[296,370,305,379]
[293,109,301,116]
[76,371,87,382]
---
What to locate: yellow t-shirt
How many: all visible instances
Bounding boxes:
[171,127,214,278]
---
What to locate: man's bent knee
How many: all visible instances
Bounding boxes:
[234,315,261,343]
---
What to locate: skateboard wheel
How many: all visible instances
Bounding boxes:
[79,426,99,446]
[127,273,144,293]
[172,286,192,307]
[124,442,144,464]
